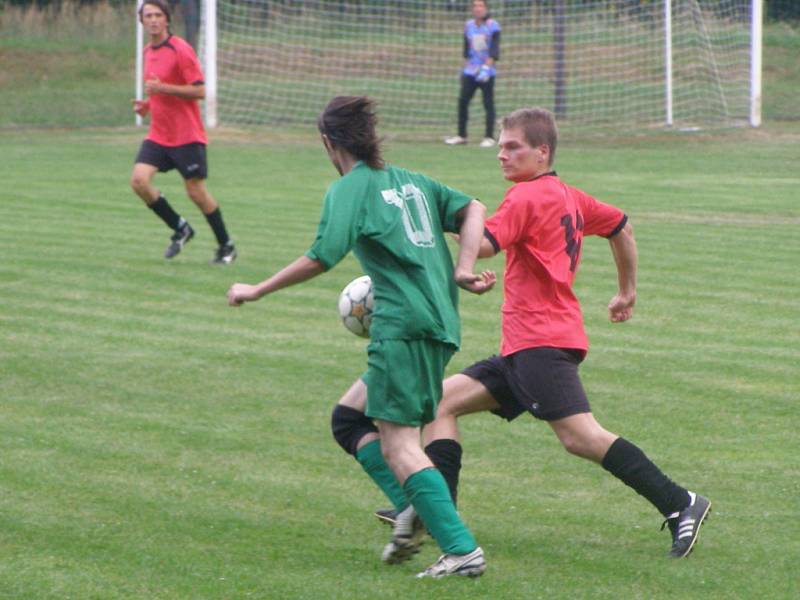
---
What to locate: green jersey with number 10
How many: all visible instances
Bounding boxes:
[306,162,473,347]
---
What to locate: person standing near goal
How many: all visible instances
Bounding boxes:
[227,96,496,578]
[445,0,500,148]
[131,0,237,264]
[426,107,711,559]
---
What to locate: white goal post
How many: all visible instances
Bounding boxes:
[138,1,763,132]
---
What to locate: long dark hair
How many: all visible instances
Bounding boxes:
[138,0,172,24]
[318,96,384,170]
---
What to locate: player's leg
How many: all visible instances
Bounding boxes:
[372,340,484,577]
[331,378,408,514]
[378,420,484,578]
[180,0,200,49]
[564,416,711,557]
[535,350,709,557]
[131,141,194,258]
[478,77,496,145]
[130,162,161,206]
[174,143,236,264]
[446,75,478,144]
[184,178,236,264]
[422,373,500,505]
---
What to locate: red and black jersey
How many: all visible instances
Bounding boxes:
[143,34,207,146]
[485,172,626,357]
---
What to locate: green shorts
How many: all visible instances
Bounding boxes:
[362,339,456,427]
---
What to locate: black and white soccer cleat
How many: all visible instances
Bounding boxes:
[662,491,712,558]
[164,221,194,259]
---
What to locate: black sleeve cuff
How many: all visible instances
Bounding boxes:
[606,214,628,238]
[484,228,500,253]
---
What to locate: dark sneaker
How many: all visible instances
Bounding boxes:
[211,242,237,265]
[416,546,486,578]
[662,491,711,558]
[381,505,426,565]
[374,508,397,527]
[164,221,194,258]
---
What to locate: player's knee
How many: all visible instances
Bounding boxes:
[560,435,585,457]
[130,174,147,195]
[184,181,203,201]
[558,431,593,458]
[331,404,378,457]
[559,432,606,460]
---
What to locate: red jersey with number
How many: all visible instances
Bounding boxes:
[144,35,207,146]
[485,173,626,356]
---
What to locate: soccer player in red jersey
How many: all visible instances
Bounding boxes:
[130,0,236,264]
[422,107,711,559]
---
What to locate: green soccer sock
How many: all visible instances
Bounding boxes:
[404,468,477,555]
[355,439,408,511]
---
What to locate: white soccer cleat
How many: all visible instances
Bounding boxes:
[444,135,467,145]
[381,505,426,564]
[479,137,496,148]
[416,546,486,578]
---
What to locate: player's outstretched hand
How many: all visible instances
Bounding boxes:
[608,292,635,322]
[227,283,261,307]
[455,269,497,295]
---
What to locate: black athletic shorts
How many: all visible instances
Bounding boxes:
[462,347,590,422]
[135,139,208,180]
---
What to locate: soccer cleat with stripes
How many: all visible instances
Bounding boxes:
[662,491,711,558]
[164,221,194,258]
[374,508,397,527]
[381,505,426,565]
[416,546,486,579]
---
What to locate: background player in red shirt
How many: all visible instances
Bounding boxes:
[422,107,711,559]
[130,0,236,264]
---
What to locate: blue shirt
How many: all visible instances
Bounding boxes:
[463,18,501,78]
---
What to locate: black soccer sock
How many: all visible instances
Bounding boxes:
[204,207,230,246]
[424,439,462,506]
[601,437,691,517]
[149,195,182,231]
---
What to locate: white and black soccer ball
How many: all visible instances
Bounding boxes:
[338,275,374,338]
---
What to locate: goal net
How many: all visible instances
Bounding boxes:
[201,0,757,133]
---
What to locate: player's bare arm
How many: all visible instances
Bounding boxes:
[227,256,325,306]
[453,200,496,294]
[145,77,205,100]
[449,233,497,259]
[607,221,637,322]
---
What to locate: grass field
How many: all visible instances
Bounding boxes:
[1,126,798,599]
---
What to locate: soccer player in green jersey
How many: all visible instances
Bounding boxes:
[227,96,495,578]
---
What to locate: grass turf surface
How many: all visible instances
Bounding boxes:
[1,128,798,599]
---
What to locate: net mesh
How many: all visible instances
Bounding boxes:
[202,0,754,133]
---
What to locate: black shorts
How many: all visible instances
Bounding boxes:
[462,347,590,422]
[135,139,208,180]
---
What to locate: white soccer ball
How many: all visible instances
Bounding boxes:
[338,275,374,338]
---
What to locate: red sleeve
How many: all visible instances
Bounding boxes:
[485,185,533,250]
[177,40,204,85]
[580,191,626,238]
